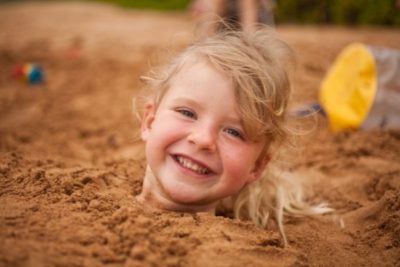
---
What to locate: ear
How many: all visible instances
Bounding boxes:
[247,154,270,184]
[141,101,156,142]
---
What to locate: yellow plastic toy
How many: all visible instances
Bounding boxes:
[319,43,377,132]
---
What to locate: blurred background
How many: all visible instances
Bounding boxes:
[1,1,400,267]
[2,0,398,26]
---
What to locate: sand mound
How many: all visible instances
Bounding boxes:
[0,2,399,267]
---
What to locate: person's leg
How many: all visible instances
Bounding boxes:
[238,0,258,32]
[208,0,227,34]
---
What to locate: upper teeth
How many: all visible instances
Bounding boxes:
[177,156,210,175]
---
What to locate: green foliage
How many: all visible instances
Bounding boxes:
[0,0,191,10]
[275,0,330,23]
[92,0,191,10]
[275,0,400,26]
[356,0,396,25]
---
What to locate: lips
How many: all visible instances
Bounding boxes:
[172,154,213,175]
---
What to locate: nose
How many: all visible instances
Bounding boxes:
[187,122,217,152]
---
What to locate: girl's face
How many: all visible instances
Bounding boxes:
[139,58,269,212]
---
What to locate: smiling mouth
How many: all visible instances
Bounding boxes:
[173,155,212,175]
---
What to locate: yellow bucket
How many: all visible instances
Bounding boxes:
[320,43,400,132]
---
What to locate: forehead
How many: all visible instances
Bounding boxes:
[168,58,234,101]
[172,57,228,85]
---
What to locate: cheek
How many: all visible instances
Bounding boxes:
[146,119,187,150]
[219,143,261,176]
[220,148,253,175]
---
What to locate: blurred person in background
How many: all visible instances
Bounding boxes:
[189,0,275,36]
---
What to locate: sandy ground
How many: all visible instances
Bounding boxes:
[1,2,400,267]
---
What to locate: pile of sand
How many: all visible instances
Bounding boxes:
[0,2,399,267]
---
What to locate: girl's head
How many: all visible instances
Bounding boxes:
[142,28,294,160]
[137,28,295,213]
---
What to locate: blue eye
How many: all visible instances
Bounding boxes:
[177,109,196,119]
[224,128,243,139]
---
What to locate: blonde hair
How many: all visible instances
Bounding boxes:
[137,28,332,246]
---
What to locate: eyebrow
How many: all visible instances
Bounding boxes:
[170,97,200,108]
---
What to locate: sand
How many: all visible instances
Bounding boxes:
[0,2,399,267]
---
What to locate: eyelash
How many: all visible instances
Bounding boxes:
[176,108,196,119]
[224,128,244,140]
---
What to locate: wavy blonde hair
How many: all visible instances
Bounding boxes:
[136,28,332,246]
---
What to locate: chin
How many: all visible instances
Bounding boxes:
[168,189,202,204]
[164,183,212,206]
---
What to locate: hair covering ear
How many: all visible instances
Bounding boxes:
[247,154,270,184]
